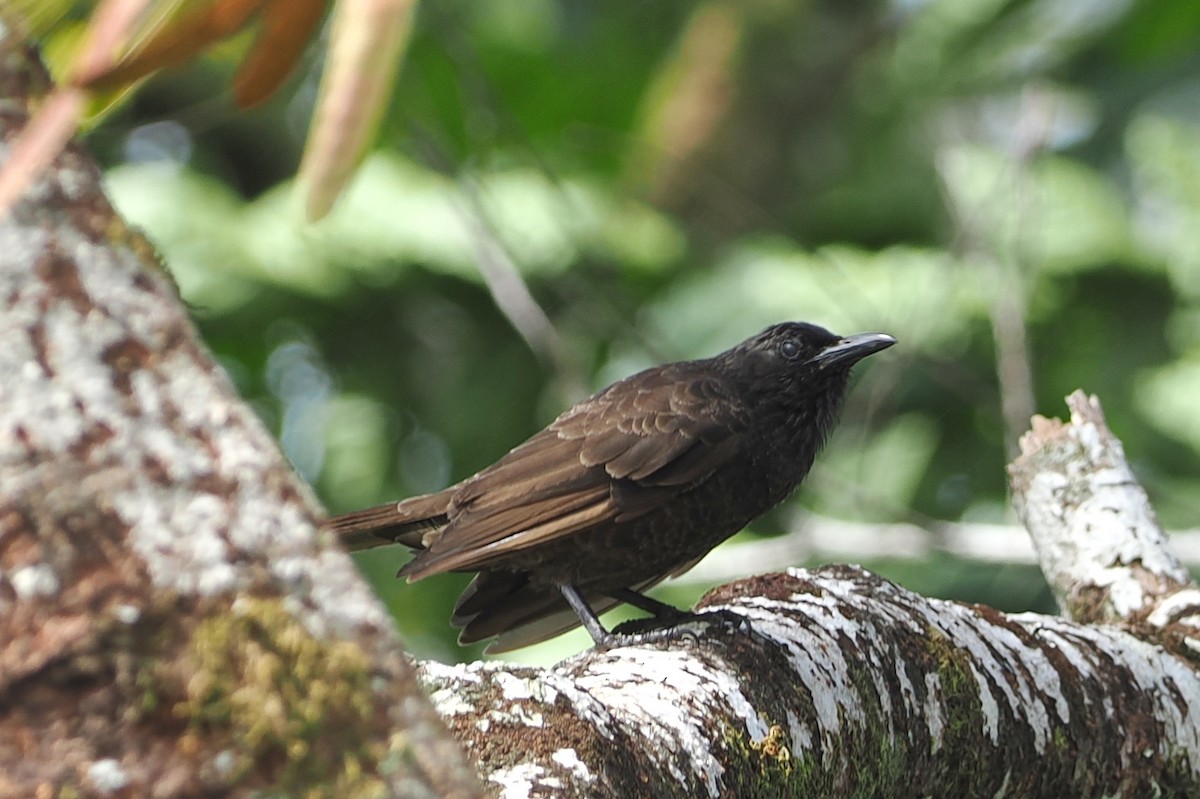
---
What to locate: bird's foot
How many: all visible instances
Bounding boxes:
[606,607,755,648]
[609,614,680,638]
[563,583,756,651]
[595,624,688,650]
[694,607,755,637]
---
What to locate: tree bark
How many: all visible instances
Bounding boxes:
[419,560,1200,797]
[0,27,483,799]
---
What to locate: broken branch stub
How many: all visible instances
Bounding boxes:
[1009,391,1200,656]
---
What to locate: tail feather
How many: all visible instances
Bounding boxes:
[328,491,453,552]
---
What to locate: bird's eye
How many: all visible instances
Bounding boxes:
[779,339,802,361]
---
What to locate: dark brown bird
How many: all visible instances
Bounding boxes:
[331,322,894,651]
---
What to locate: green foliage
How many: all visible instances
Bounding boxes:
[86,0,1200,659]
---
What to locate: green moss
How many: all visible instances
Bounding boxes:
[852,738,907,798]
[924,626,994,793]
[1159,752,1200,797]
[1051,726,1069,755]
[165,597,388,799]
[785,734,907,798]
[791,751,823,791]
[720,720,805,797]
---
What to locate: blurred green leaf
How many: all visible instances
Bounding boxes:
[813,413,940,522]
[1128,115,1200,298]
[939,144,1132,273]
[640,241,986,361]
[1136,357,1200,454]
[109,153,685,310]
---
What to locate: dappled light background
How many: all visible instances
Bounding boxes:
[44,0,1200,662]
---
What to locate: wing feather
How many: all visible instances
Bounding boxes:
[403,492,613,578]
[558,364,747,486]
[401,363,748,580]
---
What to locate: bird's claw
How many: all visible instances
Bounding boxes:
[603,607,754,649]
[695,607,755,637]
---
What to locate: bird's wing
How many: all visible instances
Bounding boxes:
[558,363,747,486]
[400,364,748,580]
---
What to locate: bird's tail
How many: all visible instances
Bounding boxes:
[327,491,452,552]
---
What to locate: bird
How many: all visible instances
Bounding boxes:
[330,321,895,652]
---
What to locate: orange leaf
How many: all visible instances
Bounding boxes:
[75,0,264,90]
[233,0,329,109]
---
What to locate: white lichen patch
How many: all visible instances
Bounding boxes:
[550,748,593,784]
[965,613,1060,748]
[212,749,237,779]
[1021,412,1190,621]
[73,241,176,344]
[487,704,544,729]
[419,659,487,686]
[120,491,238,597]
[971,661,1001,746]
[429,686,477,718]
[726,594,864,745]
[278,548,390,639]
[495,670,538,701]
[113,604,141,624]
[489,762,547,799]
[1146,588,1200,628]
[566,646,733,797]
[420,660,539,723]
[242,501,312,559]
[919,601,1003,746]
[538,670,618,743]
[923,672,945,747]
[86,759,129,794]
[883,620,919,720]
[745,572,1066,757]
[1031,619,1200,769]
[9,563,60,599]
[783,707,811,755]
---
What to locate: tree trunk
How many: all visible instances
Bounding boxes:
[0,29,483,799]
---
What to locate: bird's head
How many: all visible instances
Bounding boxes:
[724,321,895,403]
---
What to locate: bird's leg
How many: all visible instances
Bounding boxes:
[607,587,686,620]
[559,584,615,647]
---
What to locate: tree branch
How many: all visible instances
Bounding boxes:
[1009,390,1200,648]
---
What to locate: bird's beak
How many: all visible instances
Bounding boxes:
[807,332,896,368]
